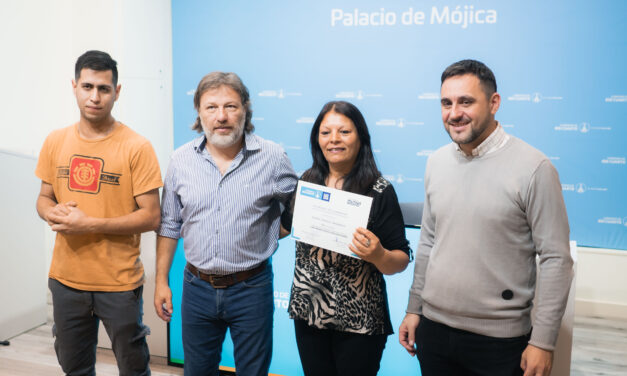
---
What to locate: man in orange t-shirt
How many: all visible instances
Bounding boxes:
[35,50,162,376]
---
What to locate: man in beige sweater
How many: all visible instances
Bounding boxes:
[399,59,573,376]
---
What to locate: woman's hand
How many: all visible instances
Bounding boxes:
[349,227,410,275]
[349,227,384,264]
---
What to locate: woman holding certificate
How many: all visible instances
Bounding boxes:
[281,101,411,376]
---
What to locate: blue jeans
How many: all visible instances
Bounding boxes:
[181,263,274,376]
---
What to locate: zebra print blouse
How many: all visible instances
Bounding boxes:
[284,177,411,335]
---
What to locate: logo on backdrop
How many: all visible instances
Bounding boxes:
[601,157,626,165]
[279,142,303,151]
[554,122,612,132]
[335,90,382,100]
[597,217,627,226]
[562,183,608,194]
[296,117,315,124]
[375,118,424,128]
[418,92,439,100]
[56,155,121,194]
[507,92,563,102]
[605,95,627,102]
[258,89,302,99]
[383,174,422,184]
[576,183,587,193]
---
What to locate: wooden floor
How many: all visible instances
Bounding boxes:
[1,313,626,375]
[0,323,183,376]
[570,316,627,375]
[0,305,183,376]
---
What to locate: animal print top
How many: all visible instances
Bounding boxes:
[285,177,411,335]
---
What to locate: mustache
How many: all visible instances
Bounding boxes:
[447,114,471,124]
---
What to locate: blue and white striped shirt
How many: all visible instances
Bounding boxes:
[158,133,297,274]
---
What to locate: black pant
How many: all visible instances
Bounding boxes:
[294,319,387,376]
[415,315,530,376]
[49,278,150,376]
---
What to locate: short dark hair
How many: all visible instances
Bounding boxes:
[75,50,118,86]
[191,71,254,134]
[441,59,497,97]
[301,101,380,195]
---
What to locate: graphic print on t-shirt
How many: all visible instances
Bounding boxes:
[56,155,121,194]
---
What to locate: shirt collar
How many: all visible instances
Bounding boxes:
[192,134,206,152]
[455,122,508,157]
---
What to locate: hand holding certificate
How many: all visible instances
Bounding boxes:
[291,180,373,258]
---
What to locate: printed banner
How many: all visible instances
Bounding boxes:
[170,1,626,373]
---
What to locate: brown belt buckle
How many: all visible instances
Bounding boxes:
[208,275,233,289]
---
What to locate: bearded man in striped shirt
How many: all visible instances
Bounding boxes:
[154,72,297,376]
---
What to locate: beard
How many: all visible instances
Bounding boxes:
[203,117,245,149]
[446,116,490,146]
[450,125,482,145]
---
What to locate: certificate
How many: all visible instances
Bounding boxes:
[291,180,373,258]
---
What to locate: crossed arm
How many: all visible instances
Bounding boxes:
[36,181,161,234]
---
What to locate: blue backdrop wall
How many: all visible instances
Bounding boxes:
[168,1,626,374]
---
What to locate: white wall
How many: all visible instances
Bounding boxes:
[0,151,47,341]
[0,0,173,167]
[575,247,627,320]
[0,0,173,357]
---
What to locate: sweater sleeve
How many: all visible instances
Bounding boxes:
[525,160,573,350]
[407,162,435,315]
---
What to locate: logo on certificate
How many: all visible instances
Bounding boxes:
[300,185,331,201]
[346,199,361,207]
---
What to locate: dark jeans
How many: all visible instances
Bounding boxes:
[415,315,530,376]
[181,263,274,376]
[293,319,387,376]
[48,278,150,376]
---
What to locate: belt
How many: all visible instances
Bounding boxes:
[186,261,267,289]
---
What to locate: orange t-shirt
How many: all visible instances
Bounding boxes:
[35,123,163,291]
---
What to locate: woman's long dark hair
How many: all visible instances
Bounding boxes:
[301,101,380,195]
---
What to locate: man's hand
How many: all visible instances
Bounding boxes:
[520,344,553,376]
[399,313,420,356]
[49,204,93,234]
[44,201,77,226]
[154,283,173,322]
[155,236,178,322]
